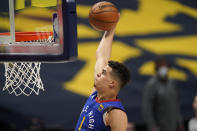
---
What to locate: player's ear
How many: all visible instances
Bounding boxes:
[109,80,116,88]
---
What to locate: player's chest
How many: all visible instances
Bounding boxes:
[80,101,106,130]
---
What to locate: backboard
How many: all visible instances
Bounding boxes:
[0,0,78,62]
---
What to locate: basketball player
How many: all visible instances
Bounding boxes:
[75,21,130,130]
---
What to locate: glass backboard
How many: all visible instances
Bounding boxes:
[0,0,77,62]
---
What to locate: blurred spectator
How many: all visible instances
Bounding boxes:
[188,94,197,131]
[142,57,184,131]
[127,122,136,131]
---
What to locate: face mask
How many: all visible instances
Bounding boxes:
[157,66,168,78]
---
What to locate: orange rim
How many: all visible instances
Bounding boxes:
[0,32,53,42]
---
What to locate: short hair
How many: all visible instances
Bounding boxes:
[108,60,130,88]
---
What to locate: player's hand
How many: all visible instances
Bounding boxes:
[105,13,120,36]
[111,13,120,30]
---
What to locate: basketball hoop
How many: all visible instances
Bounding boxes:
[2,32,53,96]
[0,0,78,96]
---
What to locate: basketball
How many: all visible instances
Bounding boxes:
[88,1,119,31]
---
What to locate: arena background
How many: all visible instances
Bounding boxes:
[0,0,197,130]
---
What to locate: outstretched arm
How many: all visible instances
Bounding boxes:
[95,27,116,75]
[92,24,117,93]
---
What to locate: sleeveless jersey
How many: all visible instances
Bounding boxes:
[75,91,125,131]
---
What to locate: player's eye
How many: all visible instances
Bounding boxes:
[102,69,106,75]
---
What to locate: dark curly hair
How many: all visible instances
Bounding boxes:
[108,60,130,88]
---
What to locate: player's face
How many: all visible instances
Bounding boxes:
[94,65,114,90]
[193,96,197,112]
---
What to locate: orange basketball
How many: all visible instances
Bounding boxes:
[88,1,119,31]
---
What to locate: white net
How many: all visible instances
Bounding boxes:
[3,62,44,96]
[2,32,53,96]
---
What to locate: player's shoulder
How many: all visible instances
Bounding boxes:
[109,108,127,117]
[106,109,128,129]
[108,108,127,122]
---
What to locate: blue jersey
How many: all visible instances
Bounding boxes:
[75,91,125,131]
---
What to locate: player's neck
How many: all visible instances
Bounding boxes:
[97,93,116,101]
